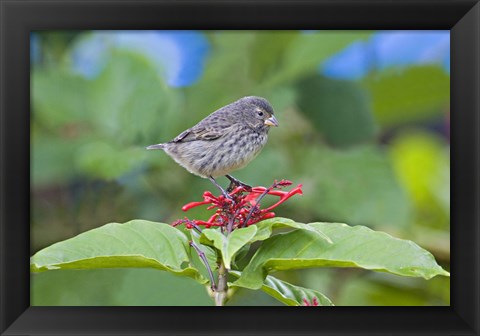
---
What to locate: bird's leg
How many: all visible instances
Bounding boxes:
[225,174,252,192]
[208,176,233,200]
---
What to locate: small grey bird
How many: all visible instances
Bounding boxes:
[146,96,278,197]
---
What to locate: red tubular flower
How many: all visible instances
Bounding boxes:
[302,297,319,306]
[173,179,303,231]
[263,186,303,211]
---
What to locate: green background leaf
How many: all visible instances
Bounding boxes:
[31,268,214,306]
[32,69,90,129]
[362,66,450,127]
[296,75,378,146]
[263,31,371,87]
[290,145,412,228]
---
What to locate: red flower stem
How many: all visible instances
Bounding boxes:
[189,221,203,234]
[189,241,216,291]
[241,185,274,228]
[227,207,241,233]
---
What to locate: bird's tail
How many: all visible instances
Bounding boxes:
[146,143,166,150]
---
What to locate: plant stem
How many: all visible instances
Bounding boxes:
[189,241,216,291]
[215,261,228,306]
[242,185,272,227]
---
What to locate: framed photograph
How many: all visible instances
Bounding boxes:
[1,0,478,335]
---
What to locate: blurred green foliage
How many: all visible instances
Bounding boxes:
[363,66,450,127]
[31,31,450,306]
[297,76,377,146]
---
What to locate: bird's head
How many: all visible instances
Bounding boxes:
[238,96,278,132]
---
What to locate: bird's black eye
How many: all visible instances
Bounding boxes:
[257,110,264,117]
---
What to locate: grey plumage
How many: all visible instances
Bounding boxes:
[146,96,278,180]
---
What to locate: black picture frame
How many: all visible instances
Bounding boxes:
[1,0,478,335]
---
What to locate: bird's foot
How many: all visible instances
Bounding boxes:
[208,176,234,201]
[226,175,252,192]
[227,181,252,192]
[221,190,234,202]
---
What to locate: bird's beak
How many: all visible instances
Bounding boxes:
[264,115,279,127]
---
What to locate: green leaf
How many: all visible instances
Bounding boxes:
[296,75,378,146]
[231,271,333,306]
[198,218,332,270]
[253,217,332,244]
[31,219,207,284]
[200,226,257,269]
[231,244,251,268]
[235,222,449,289]
[261,275,334,306]
[362,65,450,127]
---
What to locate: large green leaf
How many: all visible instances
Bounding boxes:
[362,65,450,127]
[31,220,206,284]
[231,271,333,306]
[200,226,257,269]
[235,222,449,289]
[253,217,332,244]
[296,75,378,146]
[199,218,331,269]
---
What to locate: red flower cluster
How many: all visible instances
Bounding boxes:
[302,297,319,306]
[173,180,302,231]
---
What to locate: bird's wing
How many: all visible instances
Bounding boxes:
[171,125,227,143]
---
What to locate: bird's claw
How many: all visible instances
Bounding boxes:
[227,179,252,192]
